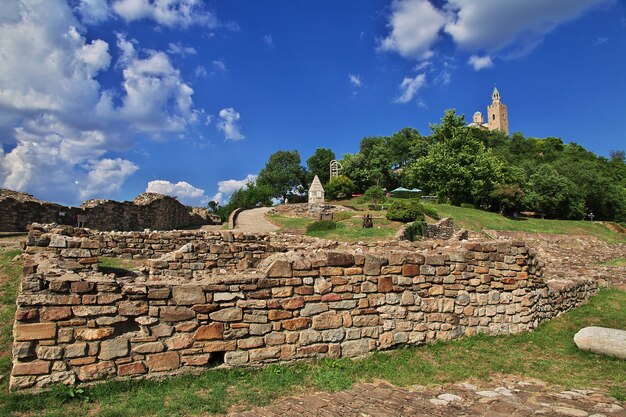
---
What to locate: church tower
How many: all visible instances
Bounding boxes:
[487,87,509,135]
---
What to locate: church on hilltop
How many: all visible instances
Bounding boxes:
[468,87,509,135]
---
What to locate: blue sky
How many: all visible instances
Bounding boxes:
[0,0,624,206]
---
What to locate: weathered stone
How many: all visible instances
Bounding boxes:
[282,317,312,330]
[12,361,51,376]
[165,333,194,350]
[99,338,129,360]
[378,276,393,293]
[326,252,354,266]
[209,308,243,322]
[14,323,56,341]
[267,260,293,277]
[72,306,118,317]
[281,297,305,310]
[147,287,171,299]
[172,286,205,305]
[147,352,180,372]
[300,303,329,317]
[160,306,195,322]
[118,362,147,376]
[118,301,149,316]
[65,342,87,358]
[133,341,165,354]
[312,312,342,330]
[13,341,34,359]
[224,350,249,366]
[194,323,224,340]
[574,326,626,359]
[36,346,64,360]
[341,339,370,357]
[77,361,116,381]
[76,327,114,341]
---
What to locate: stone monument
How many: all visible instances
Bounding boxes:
[308,175,325,204]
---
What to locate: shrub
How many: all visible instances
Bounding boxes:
[306,220,337,232]
[363,185,386,206]
[325,175,355,200]
[404,221,426,241]
[460,203,476,209]
[386,201,425,223]
[422,205,440,220]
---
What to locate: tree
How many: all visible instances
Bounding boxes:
[325,175,355,200]
[306,148,335,185]
[490,184,524,215]
[207,200,220,213]
[404,126,506,207]
[363,185,386,206]
[523,165,585,219]
[257,150,308,201]
[429,109,466,143]
[386,127,421,168]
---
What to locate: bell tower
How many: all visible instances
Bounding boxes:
[487,87,509,135]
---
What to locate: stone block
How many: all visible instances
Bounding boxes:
[65,343,87,358]
[165,333,194,350]
[282,317,312,331]
[118,301,149,316]
[160,306,195,322]
[209,308,243,322]
[147,352,180,372]
[341,339,370,357]
[77,361,116,381]
[76,327,114,341]
[14,323,56,341]
[40,307,72,321]
[172,286,205,305]
[194,323,224,340]
[12,361,51,376]
[147,287,171,299]
[378,276,393,293]
[132,341,165,354]
[224,351,249,366]
[281,297,304,310]
[267,260,293,277]
[118,362,147,376]
[326,252,355,267]
[574,326,626,359]
[36,346,64,360]
[312,312,342,330]
[99,338,129,360]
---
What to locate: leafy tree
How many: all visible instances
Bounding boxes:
[429,109,466,143]
[387,127,421,168]
[325,175,355,200]
[257,150,308,201]
[386,200,425,222]
[207,201,220,213]
[363,185,386,206]
[405,127,506,207]
[306,148,335,185]
[491,184,525,215]
[523,165,585,219]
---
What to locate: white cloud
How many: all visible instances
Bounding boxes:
[0,1,201,204]
[112,0,219,28]
[213,60,227,72]
[77,0,110,24]
[593,36,608,46]
[194,65,208,77]
[348,74,362,87]
[378,0,447,60]
[216,108,245,141]
[146,179,209,206]
[395,73,426,103]
[263,34,273,47]
[211,174,257,204]
[468,55,493,71]
[444,0,611,55]
[167,42,197,56]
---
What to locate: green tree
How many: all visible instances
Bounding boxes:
[325,175,355,200]
[306,148,335,185]
[257,150,308,201]
[363,185,386,206]
[523,165,585,219]
[429,109,466,143]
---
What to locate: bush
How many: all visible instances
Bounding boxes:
[422,205,440,220]
[363,185,386,205]
[306,220,337,232]
[460,203,476,209]
[325,175,355,200]
[386,201,425,223]
[404,221,426,241]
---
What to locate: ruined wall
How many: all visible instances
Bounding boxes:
[10,227,597,391]
[0,190,218,232]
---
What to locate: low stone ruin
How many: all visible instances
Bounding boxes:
[9,225,597,391]
[0,189,220,232]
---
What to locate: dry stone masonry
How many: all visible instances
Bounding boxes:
[0,189,220,232]
[10,225,597,391]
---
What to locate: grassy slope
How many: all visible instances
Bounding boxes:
[1,245,624,417]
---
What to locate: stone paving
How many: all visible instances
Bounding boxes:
[233,207,279,233]
[229,377,625,417]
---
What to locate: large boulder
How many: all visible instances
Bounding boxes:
[574,326,626,359]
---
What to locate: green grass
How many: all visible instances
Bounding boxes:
[268,214,402,242]
[97,257,142,275]
[329,197,625,243]
[0,249,22,391]
[600,258,626,266]
[0,288,623,416]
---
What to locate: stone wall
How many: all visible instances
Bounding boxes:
[0,189,219,232]
[10,227,597,391]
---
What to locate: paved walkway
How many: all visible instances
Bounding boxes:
[232,207,279,233]
[229,377,625,417]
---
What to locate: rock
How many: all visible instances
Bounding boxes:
[76,327,114,341]
[172,286,205,305]
[99,338,129,360]
[14,323,56,341]
[574,326,626,359]
[118,300,149,316]
[552,406,589,417]
[147,352,180,372]
[77,361,116,381]
[118,362,147,376]
[194,323,224,340]
[476,390,500,398]
[160,306,195,322]
[36,346,64,360]
[438,393,462,402]
[133,341,165,354]
[209,308,243,322]
[12,361,51,376]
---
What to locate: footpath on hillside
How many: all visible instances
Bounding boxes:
[232,207,279,233]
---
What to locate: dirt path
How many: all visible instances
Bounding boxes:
[229,377,625,417]
[232,207,279,233]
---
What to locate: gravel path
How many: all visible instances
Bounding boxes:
[232,207,279,233]
[229,377,625,417]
